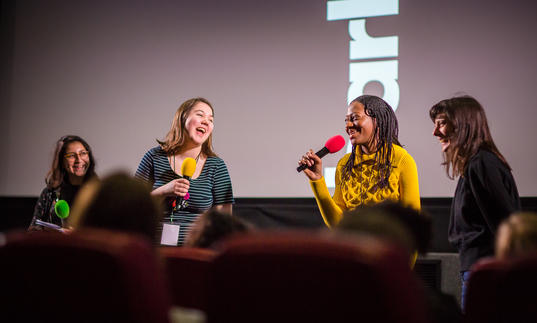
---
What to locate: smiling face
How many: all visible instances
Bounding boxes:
[345,102,376,149]
[62,141,90,180]
[432,113,453,152]
[184,101,214,146]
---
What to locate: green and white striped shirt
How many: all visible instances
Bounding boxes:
[135,146,234,245]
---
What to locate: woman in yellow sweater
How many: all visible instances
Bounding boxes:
[299,95,420,228]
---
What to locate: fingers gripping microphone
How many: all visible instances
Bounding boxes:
[297,135,346,172]
[175,157,197,210]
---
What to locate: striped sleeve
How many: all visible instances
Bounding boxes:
[135,149,155,185]
[212,158,234,205]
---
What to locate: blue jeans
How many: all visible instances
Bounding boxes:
[460,270,471,312]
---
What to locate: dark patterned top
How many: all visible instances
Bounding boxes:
[29,182,81,231]
[135,146,234,245]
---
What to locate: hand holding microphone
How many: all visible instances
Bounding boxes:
[174,157,196,210]
[168,179,190,197]
[299,149,324,181]
[298,135,346,181]
[160,156,196,199]
[35,199,71,232]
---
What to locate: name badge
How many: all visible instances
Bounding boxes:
[161,223,180,246]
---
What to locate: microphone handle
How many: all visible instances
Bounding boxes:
[297,147,330,172]
[174,176,192,209]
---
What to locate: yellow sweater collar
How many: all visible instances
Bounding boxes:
[354,147,377,165]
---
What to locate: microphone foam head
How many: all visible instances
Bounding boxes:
[325,135,346,153]
[55,199,70,219]
[181,157,197,178]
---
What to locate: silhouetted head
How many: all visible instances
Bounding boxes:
[496,212,537,260]
[69,172,161,243]
[185,208,250,249]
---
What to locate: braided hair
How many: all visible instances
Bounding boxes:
[342,95,401,188]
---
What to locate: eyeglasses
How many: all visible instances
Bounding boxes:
[64,151,89,160]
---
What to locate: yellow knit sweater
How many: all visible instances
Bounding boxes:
[310,144,420,228]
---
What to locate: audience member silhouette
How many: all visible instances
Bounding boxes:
[184,208,250,249]
[68,172,162,243]
[496,211,537,260]
[336,201,431,261]
[336,201,461,323]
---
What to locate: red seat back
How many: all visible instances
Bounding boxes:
[159,246,215,311]
[0,229,171,323]
[206,231,428,323]
[465,254,537,323]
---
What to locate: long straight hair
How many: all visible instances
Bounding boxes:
[46,135,97,189]
[158,97,217,157]
[342,95,401,188]
[429,95,509,179]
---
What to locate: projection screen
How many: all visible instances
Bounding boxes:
[1,0,536,197]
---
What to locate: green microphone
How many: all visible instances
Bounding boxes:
[54,199,70,219]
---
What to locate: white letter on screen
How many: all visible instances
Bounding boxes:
[349,19,398,60]
[327,0,398,21]
[348,60,399,110]
[324,166,337,189]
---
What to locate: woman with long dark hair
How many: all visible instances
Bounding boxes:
[28,135,97,231]
[430,95,520,309]
[135,97,234,246]
[299,95,420,228]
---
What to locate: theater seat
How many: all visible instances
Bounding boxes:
[206,231,428,323]
[465,253,537,323]
[0,229,171,323]
[159,246,216,311]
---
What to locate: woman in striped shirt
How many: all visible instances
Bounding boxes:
[135,97,234,246]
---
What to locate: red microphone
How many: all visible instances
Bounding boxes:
[297,135,346,172]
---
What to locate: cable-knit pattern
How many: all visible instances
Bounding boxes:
[310,144,420,228]
[340,149,400,209]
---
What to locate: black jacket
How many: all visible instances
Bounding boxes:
[449,149,520,271]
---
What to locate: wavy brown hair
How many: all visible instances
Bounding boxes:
[46,135,97,189]
[429,95,509,179]
[158,97,217,157]
[342,95,401,189]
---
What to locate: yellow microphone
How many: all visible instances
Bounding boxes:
[181,157,197,180]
